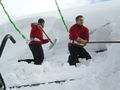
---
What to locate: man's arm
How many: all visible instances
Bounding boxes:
[70,26,88,45]
[77,28,89,45]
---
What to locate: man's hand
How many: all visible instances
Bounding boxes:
[45,39,51,42]
[81,40,88,46]
[77,37,88,46]
[42,39,50,44]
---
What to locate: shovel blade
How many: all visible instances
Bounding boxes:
[49,39,57,50]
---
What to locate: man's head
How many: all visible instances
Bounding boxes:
[38,18,45,28]
[76,15,84,26]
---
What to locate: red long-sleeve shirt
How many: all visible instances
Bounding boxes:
[29,23,49,45]
[68,24,89,47]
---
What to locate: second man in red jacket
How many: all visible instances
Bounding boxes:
[29,18,50,65]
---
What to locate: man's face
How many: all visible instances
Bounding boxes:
[76,17,84,26]
[38,22,45,28]
[42,22,45,28]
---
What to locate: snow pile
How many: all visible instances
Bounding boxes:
[101,18,120,90]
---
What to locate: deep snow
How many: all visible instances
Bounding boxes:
[0,0,120,90]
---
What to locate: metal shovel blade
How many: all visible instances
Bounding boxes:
[49,39,57,50]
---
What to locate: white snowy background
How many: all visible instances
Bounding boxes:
[0,0,120,90]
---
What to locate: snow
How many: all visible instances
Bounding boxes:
[0,0,111,24]
[0,0,120,90]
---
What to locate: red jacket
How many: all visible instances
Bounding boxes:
[68,24,89,47]
[29,23,49,45]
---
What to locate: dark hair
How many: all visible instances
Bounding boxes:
[76,15,83,21]
[38,18,45,24]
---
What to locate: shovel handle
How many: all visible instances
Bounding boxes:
[42,30,54,45]
[88,41,120,44]
[38,25,54,45]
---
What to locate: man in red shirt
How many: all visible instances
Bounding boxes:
[68,15,92,66]
[29,18,50,65]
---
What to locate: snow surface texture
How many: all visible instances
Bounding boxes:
[0,0,120,90]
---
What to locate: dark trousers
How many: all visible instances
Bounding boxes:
[29,44,44,65]
[68,46,92,66]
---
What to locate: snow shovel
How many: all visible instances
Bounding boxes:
[39,25,56,50]
[88,41,120,44]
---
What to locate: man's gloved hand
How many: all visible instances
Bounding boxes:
[42,39,50,44]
